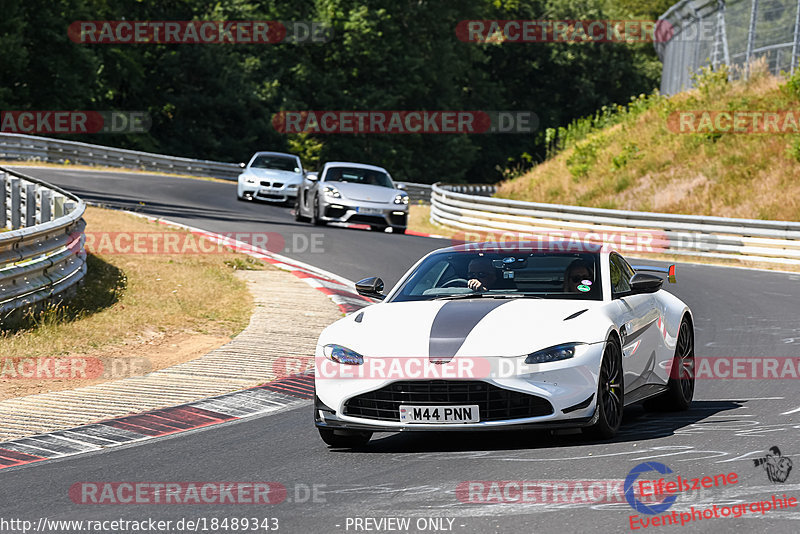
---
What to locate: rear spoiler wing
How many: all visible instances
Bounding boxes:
[631,264,676,283]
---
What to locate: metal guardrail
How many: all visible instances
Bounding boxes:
[0,166,87,320]
[0,133,242,180]
[0,133,433,203]
[431,183,800,265]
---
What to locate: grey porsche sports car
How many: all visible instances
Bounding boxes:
[294,162,409,233]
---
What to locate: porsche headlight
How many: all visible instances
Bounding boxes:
[323,344,364,365]
[394,193,409,205]
[323,186,341,199]
[525,343,584,364]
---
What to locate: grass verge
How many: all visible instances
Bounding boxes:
[0,206,264,399]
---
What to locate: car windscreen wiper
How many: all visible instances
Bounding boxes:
[435,292,542,300]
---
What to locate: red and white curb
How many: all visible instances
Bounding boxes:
[0,374,315,470]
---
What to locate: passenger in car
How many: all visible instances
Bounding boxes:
[563,259,595,293]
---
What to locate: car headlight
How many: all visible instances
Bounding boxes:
[394,193,409,205]
[287,184,299,189]
[323,186,341,199]
[323,344,364,365]
[243,175,255,184]
[525,343,584,364]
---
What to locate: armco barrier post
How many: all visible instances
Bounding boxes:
[25,183,36,227]
[39,189,52,223]
[54,196,64,219]
[1,174,6,226]
[10,178,21,230]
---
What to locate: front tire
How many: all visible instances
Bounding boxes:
[294,196,309,222]
[312,196,325,226]
[584,337,624,439]
[318,428,372,448]
[644,317,694,412]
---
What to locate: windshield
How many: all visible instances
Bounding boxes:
[250,155,300,172]
[389,250,602,302]
[324,167,393,188]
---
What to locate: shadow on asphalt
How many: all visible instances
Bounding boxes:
[330,400,746,453]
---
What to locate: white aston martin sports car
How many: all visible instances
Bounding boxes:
[237,151,304,203]
[313,242,695,448]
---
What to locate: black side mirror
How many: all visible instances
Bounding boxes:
[356,277,385,300]
[630,272,663,294]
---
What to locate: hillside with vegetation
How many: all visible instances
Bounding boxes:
[496,62,800,222]
[0,0,672,183]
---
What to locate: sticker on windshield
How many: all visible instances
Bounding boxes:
[577,284,591,292]
[581,279,592,285]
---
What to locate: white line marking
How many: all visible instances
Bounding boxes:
[781,406,800,415]
[700,397,784,401]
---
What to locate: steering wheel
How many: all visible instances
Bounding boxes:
[441,278,469,288]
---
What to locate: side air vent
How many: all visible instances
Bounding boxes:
[563,309,588,321]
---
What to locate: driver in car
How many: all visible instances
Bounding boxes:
[564,259,594,293]
[467,257,498,291]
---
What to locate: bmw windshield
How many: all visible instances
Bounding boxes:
[389,250,602,302]
[250,155,300,172]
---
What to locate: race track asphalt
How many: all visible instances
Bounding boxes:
[2,166,799,533]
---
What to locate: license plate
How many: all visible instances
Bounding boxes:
[399,405,480,423]
[357,207,383,215]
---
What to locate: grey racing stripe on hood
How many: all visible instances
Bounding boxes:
[429,299,511,361]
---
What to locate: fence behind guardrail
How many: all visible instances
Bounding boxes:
[657,0,800,96]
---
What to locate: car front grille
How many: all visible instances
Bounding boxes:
[324,206,348,219]
[388,212,407,226]
[348,214,385,224]
[343,380,554,422]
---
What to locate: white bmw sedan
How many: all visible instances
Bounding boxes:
[237,151,304,204]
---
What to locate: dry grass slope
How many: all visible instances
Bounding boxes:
[497,64,800,222]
